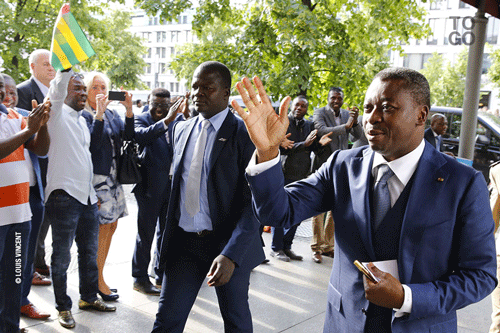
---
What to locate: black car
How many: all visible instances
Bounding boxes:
[429,106,500,180]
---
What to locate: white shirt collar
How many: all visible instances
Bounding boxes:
[372,139,425,187]
[32,76,49,97]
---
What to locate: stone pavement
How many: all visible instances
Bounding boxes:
[20,186,493,332]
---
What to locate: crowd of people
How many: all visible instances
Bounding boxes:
[0,48,498,333]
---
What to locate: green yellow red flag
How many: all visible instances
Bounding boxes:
[50,3,95,70]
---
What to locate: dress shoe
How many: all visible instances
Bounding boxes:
[20,303,50,319]
[110,288,118,293]
[270,250,290,262]
[284,249,303,261]
[32,272,51,286]
[261,258,270,264]
[312,251,322,263]
[133,280,161,295]
[35,265,50,277]
[98,290,119,301]
[58,310,75,328]
[322,250,334,258]
[78,299,116,312]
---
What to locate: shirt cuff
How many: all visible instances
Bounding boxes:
[245,150,281,176]
[394,284,412,317]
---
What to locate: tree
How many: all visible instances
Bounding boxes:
[139,0,430,110]
[0,0,146,89]
[488,47,500,96]
[421,49,468,107]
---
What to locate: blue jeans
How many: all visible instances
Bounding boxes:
[0,221,30,333]
[45,190,99,311]
[21,187,44,306]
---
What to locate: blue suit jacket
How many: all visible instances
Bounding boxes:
[132,111,174,198]
[86,109,134,175]
[247,142,497,332]
[159,111,264,270]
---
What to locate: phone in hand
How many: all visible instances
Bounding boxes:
[354,260,380,283]
[108,91,126,101]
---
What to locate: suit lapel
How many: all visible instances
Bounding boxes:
[398,143,448,283]
[171,118,196,185]
[31,78,45,103]
[208,112,234,172]
[350,148,377,260]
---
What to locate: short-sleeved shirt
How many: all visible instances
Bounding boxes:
[0,108,32,226]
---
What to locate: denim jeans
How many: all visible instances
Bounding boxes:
[0,221,30,333]
[45,190,99,311]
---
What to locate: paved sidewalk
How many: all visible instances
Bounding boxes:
[20,186,493,332]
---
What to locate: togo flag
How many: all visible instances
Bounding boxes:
[50,3,95,70]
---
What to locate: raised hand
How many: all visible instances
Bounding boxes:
[319,131,333,146]
[95,94,110,121]
[345,106,359,130]
[163,95,186,125]
[27,100,51,134]
[232,76,291,163]
[280,133,294,149]
[304,129,317,147]
[119,87,134,118]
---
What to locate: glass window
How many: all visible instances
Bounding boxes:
[157,32,161,42]
[162,31,167,43]
[427,18,439,45]
[449,114,462,139]
[430,0,442,10]
[170,82,175,92]
[183,16,188,24]
[145,64,152,74]
[487,17,499,44]
[459,1,471,9]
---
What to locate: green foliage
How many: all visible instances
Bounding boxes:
[488,48,500,96]
[1,0,146,89]
[421,49,468,107]
[140,0,429,114]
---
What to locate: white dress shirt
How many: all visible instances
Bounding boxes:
[45,71,97,205]
[246,140,426,316]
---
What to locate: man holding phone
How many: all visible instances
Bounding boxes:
[235,68,496,332]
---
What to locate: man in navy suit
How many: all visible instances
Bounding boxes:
[152,61,264,332]
[132,88,177,295]
[233,68,496,332]
[17,49,55,278]
[424,113,447,152]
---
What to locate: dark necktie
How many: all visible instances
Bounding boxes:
[373,164,394,231]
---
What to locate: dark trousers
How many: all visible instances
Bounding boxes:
[21,186,44,306]
[34,157,49,270]
[0,221,30,333]
[45,190,99,311]
[132,192,168,281]
[271,178,299,251]
[152,230,253,333]
[271,225,299,251]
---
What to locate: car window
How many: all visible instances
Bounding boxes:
[449,114,461,140]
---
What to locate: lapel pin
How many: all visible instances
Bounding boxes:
[437,177,444,182]
[218,138,227,142]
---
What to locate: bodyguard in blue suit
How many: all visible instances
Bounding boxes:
[233,68,497,332]
[152,61,264,332]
